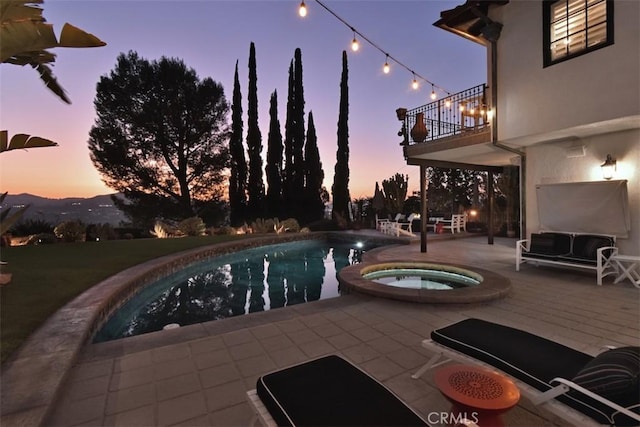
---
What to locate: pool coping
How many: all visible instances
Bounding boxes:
[0,231,406,426]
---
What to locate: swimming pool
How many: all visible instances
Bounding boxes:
[93,239,367,342]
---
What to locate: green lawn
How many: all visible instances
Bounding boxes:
[0,235,244,363]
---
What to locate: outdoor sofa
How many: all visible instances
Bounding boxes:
[413,318,640,426]
[516,232,617,284]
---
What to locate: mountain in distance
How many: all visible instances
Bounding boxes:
[1,193,128,226]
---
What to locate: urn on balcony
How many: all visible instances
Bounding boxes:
[410,112,428,143]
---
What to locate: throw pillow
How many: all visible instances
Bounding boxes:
[572,346,640,399]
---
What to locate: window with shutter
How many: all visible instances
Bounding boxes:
[543,0,613,67]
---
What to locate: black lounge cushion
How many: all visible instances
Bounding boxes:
[571,234,615,261]
[431,318,640,425]
[431,318,592,391]
[528,233,571,256]
[256,355,427,426]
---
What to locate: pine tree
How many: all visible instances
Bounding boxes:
[331,51,351,224]
[246,42,264,220]
[228,60,247,227]
[303,111,324,223]
[265,90,283,218]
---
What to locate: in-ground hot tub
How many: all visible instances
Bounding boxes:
[339,262,510,304]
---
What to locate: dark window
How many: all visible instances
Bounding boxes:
[543,0,614,67]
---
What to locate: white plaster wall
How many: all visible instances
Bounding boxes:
[525,129,640,255]
[492,1,640,139]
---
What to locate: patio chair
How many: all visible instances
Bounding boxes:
[412,318,640,426]
[440,214,462,233]
[247,355,429,426]
[375,214,389,231]
[397,213,418,235]
[384,213,405,236]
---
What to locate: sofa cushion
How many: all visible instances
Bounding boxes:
[572,346,640,399]
[528,233,571,256]
[572,235,615,260]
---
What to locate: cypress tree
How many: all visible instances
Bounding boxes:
[282,48,306,221]
[292,48,306,198]
[229,60,247,226]
[332,51,351,224]
[265,90,283,218]
[282,60,295,213]
[304,111,324,223]
[246,42,264,219]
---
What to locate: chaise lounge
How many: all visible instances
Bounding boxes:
[248,355,429,426]
[412,318,640,426]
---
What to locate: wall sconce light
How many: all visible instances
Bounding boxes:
[600,154,616,180]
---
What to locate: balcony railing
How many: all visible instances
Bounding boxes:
[401,84,490,145]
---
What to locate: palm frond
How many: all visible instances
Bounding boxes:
[32,62,70,103]
[0,0,105,103]
[0,130,58,153]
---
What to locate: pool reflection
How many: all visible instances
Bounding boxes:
[94,241,365,342]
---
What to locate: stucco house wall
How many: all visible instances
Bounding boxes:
[526,129,639,254]
[489,1,639,255]
[492,1,639,139]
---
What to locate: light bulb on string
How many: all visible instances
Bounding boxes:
[383,54,390,74]
[445,99,451,108]
[295,0,453,100]
[351,31,359,52]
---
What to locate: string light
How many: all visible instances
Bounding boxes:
[351,30,359,52]
[300,0,450,98]
[299,1,307,17]
[445,99,451,108]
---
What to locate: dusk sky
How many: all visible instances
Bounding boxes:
[0,0,486,200]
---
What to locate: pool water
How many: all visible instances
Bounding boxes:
[362,268,480,290]
[93,239,366,342]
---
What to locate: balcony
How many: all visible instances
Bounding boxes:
[400,84,493,163]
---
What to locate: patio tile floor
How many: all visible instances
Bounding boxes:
[25,236,640,425]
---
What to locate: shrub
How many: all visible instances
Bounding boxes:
[251,218,275,234]
[214,225,236,235]
[178,217,206,236]
[280,218,300,233]
[27,233,58,245]
[86,223,117,241]
[10,219,54,237]
[54,220,86,242]
[114,227,147,239]
[150,221,177,239]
